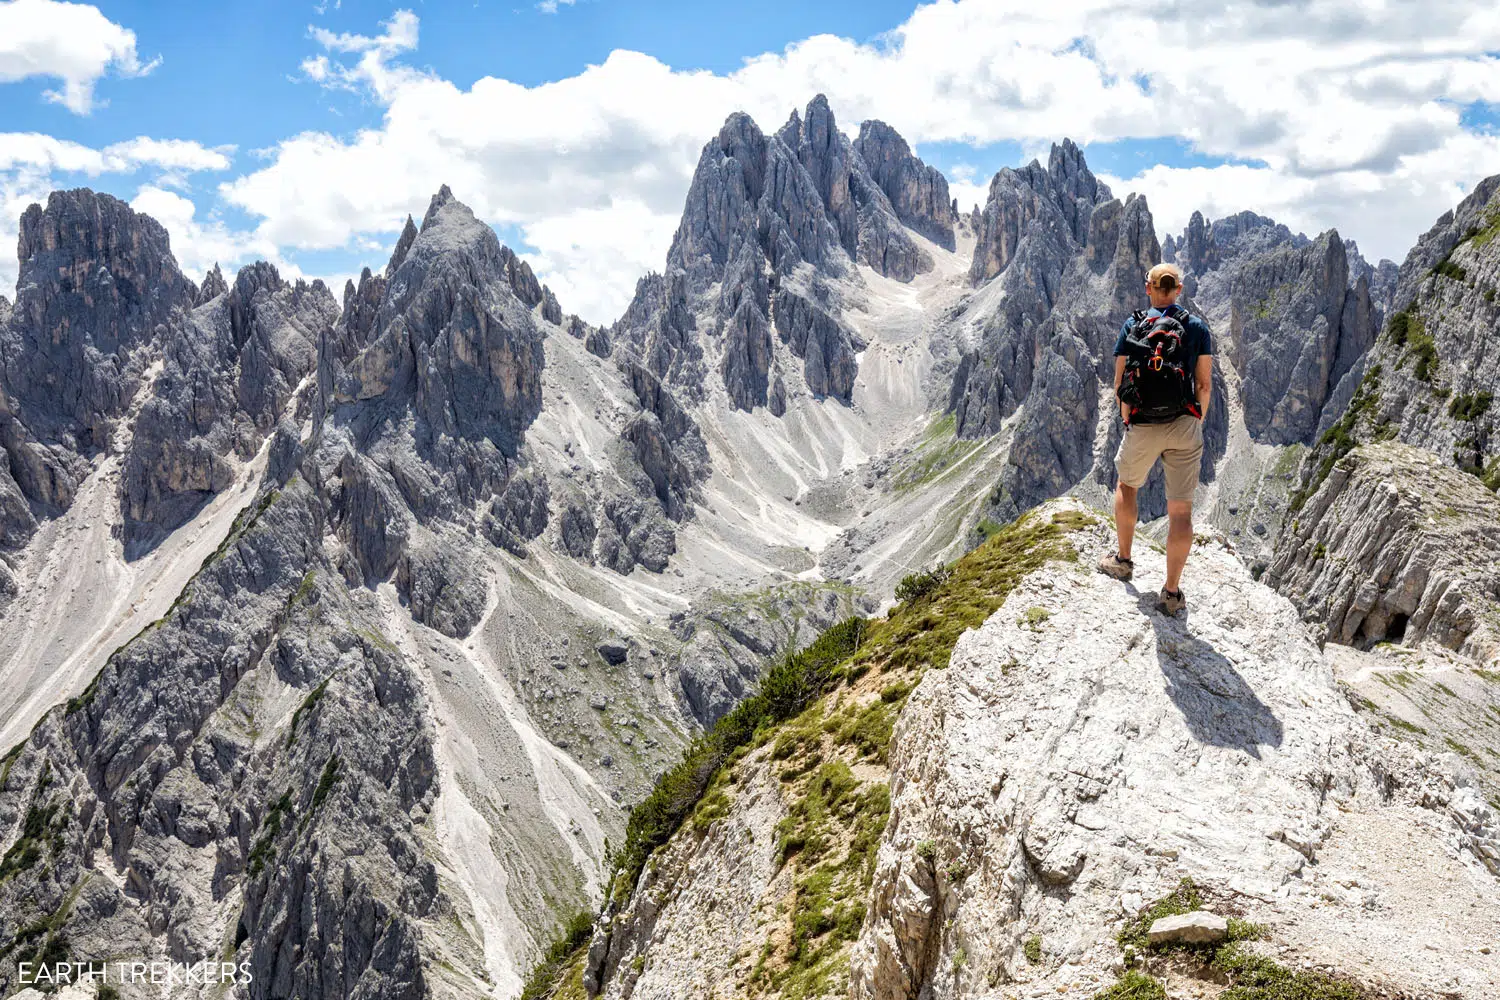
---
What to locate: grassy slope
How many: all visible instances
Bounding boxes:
[525,505,1097,999]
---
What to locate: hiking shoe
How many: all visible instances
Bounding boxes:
[1159,587,1187,615]
[1097,552,1134,581]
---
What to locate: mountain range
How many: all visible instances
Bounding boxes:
[0,95,1497,1000]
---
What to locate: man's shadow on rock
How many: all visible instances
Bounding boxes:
[1124,586,1284,758]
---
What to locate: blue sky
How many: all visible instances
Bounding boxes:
[3,0,1499,321]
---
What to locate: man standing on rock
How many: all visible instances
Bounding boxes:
[1097,263,1213,615]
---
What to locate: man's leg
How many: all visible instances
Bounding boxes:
[1114,483,1138,559]
[1164,499,1192,593]
[1161,414,1205,597]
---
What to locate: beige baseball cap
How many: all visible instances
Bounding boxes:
[1146,262,1184,291]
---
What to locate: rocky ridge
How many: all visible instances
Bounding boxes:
[570,499,1500,1000]
[0,191,340,560]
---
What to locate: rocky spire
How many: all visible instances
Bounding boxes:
[386,214,418,274]
[619,95,944,415]
[420,183,456,232]
[1177,210,1219,279]
[197,263,228,305]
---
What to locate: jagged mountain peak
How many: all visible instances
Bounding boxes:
[421,182,458,231]
[616,93,950,414]
[197,262,228,304]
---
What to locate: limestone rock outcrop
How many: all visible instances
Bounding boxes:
[1268,442,1500,659]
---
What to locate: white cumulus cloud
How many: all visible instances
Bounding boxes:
[0,0,158,113]
[216,1,1500,324]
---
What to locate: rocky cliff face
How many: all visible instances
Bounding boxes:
[1164,211,1382,446]
[0,479,442,1000]
[1280,172,1500,606]
[0,190,195,524]
[1268,442,1500,659]
[852,120,956,252]
[0,190,340,558]
[570,500,1500,1000]
[123,262,337,552]
[1330,175,1499,475]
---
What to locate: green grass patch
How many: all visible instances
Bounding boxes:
[1476,456,1500,493]
[0,763,68,885]
[286,678,330,749]
[1383,714,1426,736]
[1467,206,1500,250]
[518,911,594,1000]
[1270,443,1305,478]
[1445,737,1480,762]
[1093,970,1167,1000]
[1118,877,1201,953]
[1211,943,1366,999]
[0,740,25,790]
[837,701,896,763]
[1449,391,1493,422]
[690,787,733,832]
[1024,934,1042,964]
[1430,252,1467,283]
[891,415,984,492]
[766,764,890,999]
[246,788,294,878]
[608,617,868,904]
[1019,606,1051,630]
[311,755,340,811]
[1291,365,1383,512]
[849,508,1090,676]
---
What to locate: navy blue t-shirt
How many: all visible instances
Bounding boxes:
[1113,304,1213,420]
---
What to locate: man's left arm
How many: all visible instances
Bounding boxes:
[1195,354,1213,417]
[1194,318,1214,417]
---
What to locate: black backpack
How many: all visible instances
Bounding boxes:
[1117,306,1201,424]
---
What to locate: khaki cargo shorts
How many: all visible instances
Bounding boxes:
[1115,413,1204,502]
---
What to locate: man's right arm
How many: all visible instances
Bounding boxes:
[1115,355,1128,423]
[1113,317,1131,423]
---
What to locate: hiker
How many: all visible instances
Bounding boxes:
[1097,262,1214,614]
